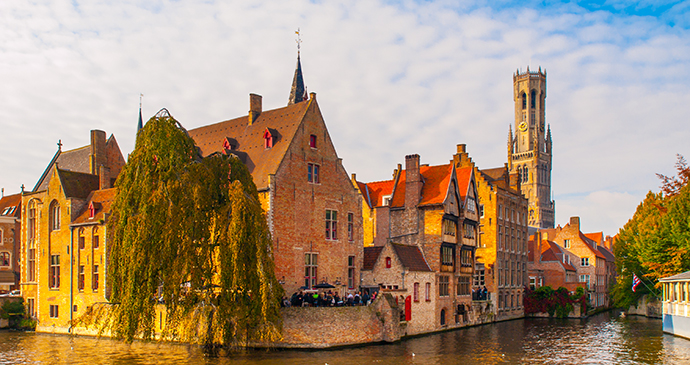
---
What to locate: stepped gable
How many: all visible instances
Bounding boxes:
[363,246,384,270]
[391,243,432,272]
[72,188,117,224]
[57,169,99,199]
[187,100,311,190]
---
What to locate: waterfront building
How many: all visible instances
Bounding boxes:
[356,146,480,334]
[508,67,555,230]
[20,130,125,329]
[527,232,581,292]
[660,271,690,340]
[0,193,21,292]
[473,159,529,320]
[187,56,363,296]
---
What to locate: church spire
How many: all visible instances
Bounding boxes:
[288,29,307,105]
[137,93,144,132]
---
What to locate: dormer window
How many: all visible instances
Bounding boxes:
[263,128,274,149]
[309,134,317,148]
[89,202,96,219]
[222,137,235,152]
[382,195,392,206]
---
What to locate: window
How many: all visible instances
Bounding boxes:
[325,210,337,240]
[304,253,318,289]
[464,223,475,239]
[93,228,100,249]
[521,92,527,109]
[460,248,473,267]
[529,277,536,290]
[49,200,60,231]
[348,256,355,289]
[530,89,536,109]
[563,254,570,265]
[441,245,454,267]
[385,257,392,269]
[442,219,456,237]
[425,282,431,301]
[307,163,320,184]
[564,239,571,249]
[498,204,503,219]
[309,134,317,148]
[50,255,60,289]
[49,305,59,318]
[382,195,391,206]
[457,276,470,295]
[467,197,476,212]
[413,282,420,302]
[474,264,485,287]
[27,242,36,282]
[78,266,85,291]
[479,204,484,218]
[439,276,449,297]
[347,213,354,241]
[498,226,502,250]
[581,257,590,267]
[27,298,35,318]
[79,228,85,250]
[0,252,9,267]
[263,129,273,149]
[93,265,99,291]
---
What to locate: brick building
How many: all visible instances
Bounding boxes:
[356,147,479,333]
[20,130,124,329]
[471,154,529,320]
[527,232,582,292]
[0,193,21,292]
[187,57,363,296]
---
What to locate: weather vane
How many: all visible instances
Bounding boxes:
[295,28,302,55]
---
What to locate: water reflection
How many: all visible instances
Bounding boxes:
[1,312,690,364]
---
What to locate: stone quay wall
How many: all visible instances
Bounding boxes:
[627,295,661,318]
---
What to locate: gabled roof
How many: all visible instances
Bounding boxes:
[479,167,505,181]
[585,232,603,244]
[72,188,117,224]
[598,245,615,262]
[57,169,100,200]
[0,193,21,218]
[363,246,384,270]
[187,100,312,190]
[391,243,432,272]
[660,270,690,282]
[540,241,576,271]
[358,179,395,209]
[455,166,474,201]
[34,145,91,192]
[579,233,606,259]
[388,164,455,208]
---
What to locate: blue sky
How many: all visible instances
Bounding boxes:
[1,0,689,236]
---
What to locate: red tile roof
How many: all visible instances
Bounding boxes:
[188,100,312,190]
[0,193,21,218]
[391,243,432,272]
[584,232,603,245]
[72,188,117,224]
[419,165,453,206]
[362,246,384,270]
[359,179,395,208]
[455,166,473,200]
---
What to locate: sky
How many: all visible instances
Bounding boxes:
[1,0,689,236]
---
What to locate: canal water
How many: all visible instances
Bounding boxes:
[2,311,690,364]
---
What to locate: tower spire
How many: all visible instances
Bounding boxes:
[288,29,306,105]
[137,93,144,132]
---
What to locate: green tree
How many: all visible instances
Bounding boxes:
[103,110,282,348]
[612,155,690,308]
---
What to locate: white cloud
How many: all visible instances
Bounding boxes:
[0,0,689,235]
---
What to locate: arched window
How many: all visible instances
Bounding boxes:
[517,166,523,182]
[523,166,529,183]
[28,200,37,241]
[78,228,86,250]
[440,308,446,326]
[521,92,527,110]
[27,200,37,282]
[92,227,100,249]
[530,90,536,109]
[49,200,60,231]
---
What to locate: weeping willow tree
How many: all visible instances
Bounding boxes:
[104,110,282,348]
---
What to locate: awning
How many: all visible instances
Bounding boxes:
[0,271,16,285]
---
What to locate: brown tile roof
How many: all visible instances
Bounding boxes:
[0,193,21,218]
[72,188,117,224]
[598,245,615,262]
[57,169,99,199]
[362,246,384,270]
[187,100,312,190]
[479,167,505,181]
[391,243,432,272]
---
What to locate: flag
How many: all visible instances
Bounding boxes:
[632,273,641,292]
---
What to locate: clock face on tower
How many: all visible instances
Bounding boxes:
[518,122,527,131]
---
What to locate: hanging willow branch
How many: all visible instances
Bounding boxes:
[104,114,283,347]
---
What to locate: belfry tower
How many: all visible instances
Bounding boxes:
[508,66,554,229]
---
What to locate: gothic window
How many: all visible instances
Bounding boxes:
[530,90,536,109]
[521,92,527,110]
[49,200,60,231]
[523,166,529,183]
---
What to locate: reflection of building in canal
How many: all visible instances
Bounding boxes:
[660,270,690,340]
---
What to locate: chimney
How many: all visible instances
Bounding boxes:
[249,93,262,125]
[569,216,580,230]
[99,165,110,190]
[90,130,107,175]
[405,154,422,209]
[536,231,542,262]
